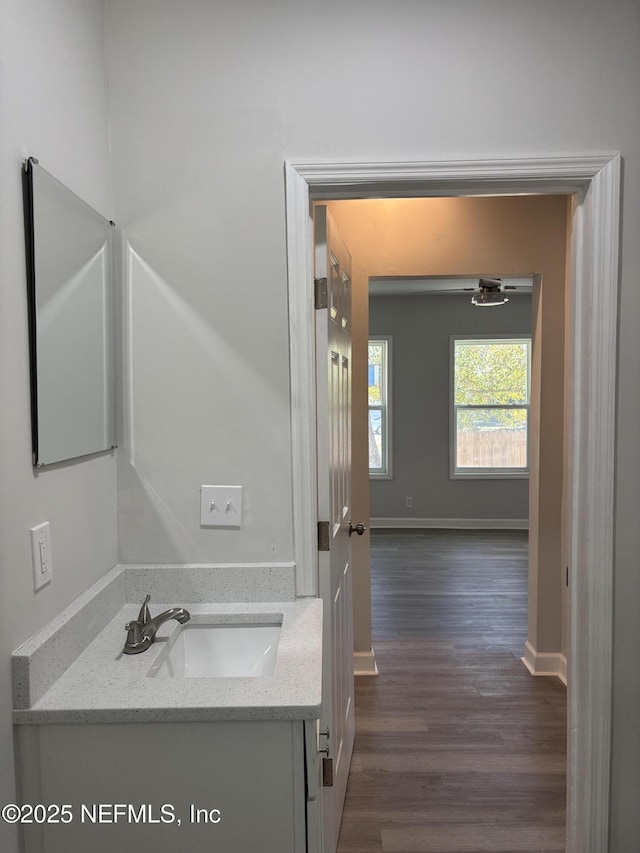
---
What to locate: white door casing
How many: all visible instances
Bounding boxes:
[314,205,355,852]
[284,154,620,853]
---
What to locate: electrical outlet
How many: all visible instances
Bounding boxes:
[200,485,243,527]
[30,522,53,591]
[405,497,413,508]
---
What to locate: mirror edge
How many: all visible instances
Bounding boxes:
[22,156,39,466]
[106,219,118,458]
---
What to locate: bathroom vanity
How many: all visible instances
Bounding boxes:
[12,564,323,853]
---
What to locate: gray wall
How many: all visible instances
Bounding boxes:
[0,2,117,851]
[369,293,532,521]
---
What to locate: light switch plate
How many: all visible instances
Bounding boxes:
[30,522,53,591]
[200,485,243,527]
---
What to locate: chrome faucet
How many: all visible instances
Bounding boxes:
[123,594,190,655]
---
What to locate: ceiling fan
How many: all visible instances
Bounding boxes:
[469,278,510,307]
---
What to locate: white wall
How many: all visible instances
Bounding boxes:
[0,3,117,850]
[106,15,295,564]
[369,293,532,521]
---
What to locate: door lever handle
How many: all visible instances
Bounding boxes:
[348,521,367,537]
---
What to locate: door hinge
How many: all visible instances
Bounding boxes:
[314,277,328,310]
[322,757,334,787]
[318,521,330,552]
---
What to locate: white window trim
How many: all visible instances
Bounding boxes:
[369,335,392,479]
[450,334,531,480]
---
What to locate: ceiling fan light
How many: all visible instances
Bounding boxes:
[471,291,509,307]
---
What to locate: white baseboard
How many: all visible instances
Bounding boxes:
[370,517,529,530]
[353,649,379,677]
[558,653,567,686]
[521,640,567,685]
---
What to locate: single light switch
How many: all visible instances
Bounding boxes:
[200,485,243,527]
[30,522,53,590]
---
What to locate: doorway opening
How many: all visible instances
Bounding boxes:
[330,194,559,851]
[285,155,620,853]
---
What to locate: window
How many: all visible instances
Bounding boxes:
[368,337,391,477]
[451,336,530,478]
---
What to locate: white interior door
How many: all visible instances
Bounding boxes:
[314,205,355,853]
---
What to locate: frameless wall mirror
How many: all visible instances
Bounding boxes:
[22,158,117,467]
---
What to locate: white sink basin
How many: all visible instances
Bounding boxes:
[147,621,281,679]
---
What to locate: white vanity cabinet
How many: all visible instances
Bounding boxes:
[16,718,322,853]
[12,573,323,853]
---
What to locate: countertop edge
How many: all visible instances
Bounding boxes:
[13,701,323,725]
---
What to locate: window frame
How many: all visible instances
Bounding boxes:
[368,336,392,479]
[450,334,531,480]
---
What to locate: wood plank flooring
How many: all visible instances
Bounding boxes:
[336,529,566,853]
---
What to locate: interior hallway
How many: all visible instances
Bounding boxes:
[337,529,566,853]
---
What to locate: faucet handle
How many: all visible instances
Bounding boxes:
[125,620,143,647]
[137,594,151,626]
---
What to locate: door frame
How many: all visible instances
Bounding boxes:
[284,153,620,853]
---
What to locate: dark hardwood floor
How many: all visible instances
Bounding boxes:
[337,529,566,853]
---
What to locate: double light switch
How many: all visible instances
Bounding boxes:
[200,485,243,527]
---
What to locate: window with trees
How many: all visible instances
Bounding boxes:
[451,336,531,477]
[368,338,391,477]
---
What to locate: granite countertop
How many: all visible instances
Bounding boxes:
[13,566,323,725]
